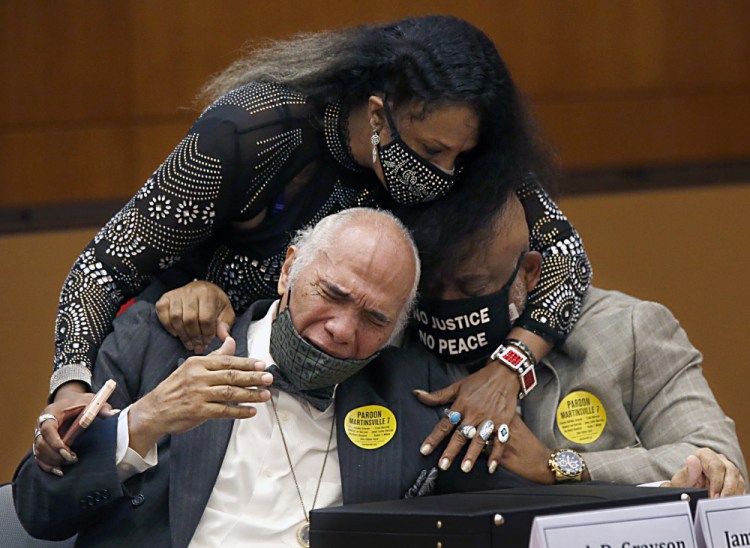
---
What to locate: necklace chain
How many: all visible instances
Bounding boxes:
[270,393,335,524]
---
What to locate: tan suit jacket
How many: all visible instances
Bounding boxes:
[522,287,747,484]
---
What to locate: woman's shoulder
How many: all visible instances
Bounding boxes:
[200,82,315,128]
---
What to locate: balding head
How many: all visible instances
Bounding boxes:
[278,208,420,359]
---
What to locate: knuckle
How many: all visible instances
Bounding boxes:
[221,385,233,402]
[225,369,238,385]
[218,405,233,419]
[450,431,468,448]
[436,420,454,435]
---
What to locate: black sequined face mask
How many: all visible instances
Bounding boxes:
[377,100,456,205]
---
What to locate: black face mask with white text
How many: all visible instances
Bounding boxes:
[414,257,522,366]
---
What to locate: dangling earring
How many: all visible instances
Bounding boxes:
[371,131,380,164]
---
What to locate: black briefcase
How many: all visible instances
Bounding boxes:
[310,484,706,547]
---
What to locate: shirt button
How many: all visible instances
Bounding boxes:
[279,411,290,422]
[265,469,273,478]
[131,494,145,507]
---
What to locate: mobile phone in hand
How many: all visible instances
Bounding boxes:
[61,379,117,446]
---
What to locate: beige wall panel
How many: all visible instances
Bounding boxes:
[1,185,749,483]
[0,227,96,484]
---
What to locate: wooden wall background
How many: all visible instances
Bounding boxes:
[2,0,750,209]
[1,1,749,482]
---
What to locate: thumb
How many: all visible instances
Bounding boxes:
[412,382,460,406]
[211,335,236,356]
[216,321,231,342]
[217,306,236,331]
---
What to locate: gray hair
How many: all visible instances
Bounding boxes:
[287,208,420,338]
[199,31,352,105]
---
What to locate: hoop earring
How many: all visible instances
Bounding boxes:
[371,132,380,164]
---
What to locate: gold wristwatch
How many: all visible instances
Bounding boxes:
[548,449,586,482]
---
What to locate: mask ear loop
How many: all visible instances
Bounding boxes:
[277,287,292,316]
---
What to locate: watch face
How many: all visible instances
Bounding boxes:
[555,450,584,476]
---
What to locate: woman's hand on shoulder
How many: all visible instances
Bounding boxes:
[156,280,236,354]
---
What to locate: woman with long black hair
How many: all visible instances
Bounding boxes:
[33,15,590,475]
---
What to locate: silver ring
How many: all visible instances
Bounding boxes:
[478,420,495,441]
[458,424,477,439]
[33,428,41,456]
[442,408,462,425]
[497,423,510,444]
[37,413,57,429]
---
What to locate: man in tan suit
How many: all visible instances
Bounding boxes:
[412,193,747,496]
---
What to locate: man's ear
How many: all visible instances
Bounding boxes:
[521,251,542,293]
[278,246,297,296]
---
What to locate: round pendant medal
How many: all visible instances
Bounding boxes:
[297,521,310,547]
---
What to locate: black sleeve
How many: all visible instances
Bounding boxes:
[50,84,313,393]
[515,176,593,344]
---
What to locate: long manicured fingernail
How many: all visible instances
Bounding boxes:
[420,443,432,456]
[488,460,498,474]
[439,458,450,471]
[52,468,64,477]
[59,449,77,463]
[461,459,472,473]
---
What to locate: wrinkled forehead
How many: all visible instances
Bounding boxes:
[310,222,416,306]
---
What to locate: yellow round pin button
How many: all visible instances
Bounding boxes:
[556,390,606,444]
[343,405,397,449]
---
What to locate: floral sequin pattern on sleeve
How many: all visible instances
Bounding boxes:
[516,178,593,344]
[50,132,224,392]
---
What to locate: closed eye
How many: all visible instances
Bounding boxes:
[365,310,390,327]
[319,281,348,300]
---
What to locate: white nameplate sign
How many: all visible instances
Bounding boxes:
[694,494,750,548]
[529,500,696,548]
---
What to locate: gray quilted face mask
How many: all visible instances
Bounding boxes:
[268,304,378,390]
